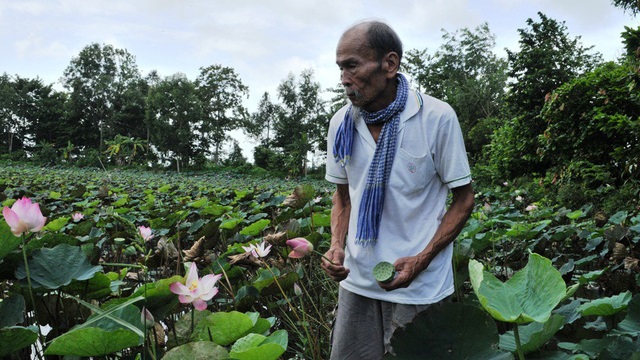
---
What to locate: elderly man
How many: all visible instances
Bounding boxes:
[321,20,475,359]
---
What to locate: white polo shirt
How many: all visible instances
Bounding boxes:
[325,90,472,304]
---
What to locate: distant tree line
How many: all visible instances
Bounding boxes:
[2,5,640,208]
[0,43,335,176]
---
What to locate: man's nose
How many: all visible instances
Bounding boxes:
[340,71,351,86]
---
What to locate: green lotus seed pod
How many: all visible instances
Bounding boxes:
[373,261,396,283]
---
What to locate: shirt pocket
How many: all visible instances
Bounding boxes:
[389,148,437,195]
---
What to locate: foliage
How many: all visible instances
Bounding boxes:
[0,74,66,155]
[0,163,333,359]
[272,69,328,176]
[61,43,145,151]
[491,12,603,178]
[540,61,640,184]
[611,0,640,15]
[402,23,508,161]
[145,73,204,170]
[195,64,249,164]
[621,26,640,59]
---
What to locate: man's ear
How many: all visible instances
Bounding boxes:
[382,52,400,78]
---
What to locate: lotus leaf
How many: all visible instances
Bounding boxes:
[387,302,512,359]
[578,291,631,316]
[0,294,25,327]
[0,326,38,357]
[16,243,102,289]
[499,314,565,354]
[0,222,21,260]
[193,311,255,346]
[469,253,566,323]
[45,327,141,356]
[163,341,229,360]
[229,330,288,360]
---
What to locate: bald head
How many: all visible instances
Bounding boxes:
[342,21,403,64]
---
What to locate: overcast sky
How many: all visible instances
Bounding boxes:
[1,0,637,158]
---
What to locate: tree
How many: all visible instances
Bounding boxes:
[61,43,144,151]
[195,65,249,164]
[272,70,328,176]
[223,139,247,167]
[611,0,640,15]
[247,91,278,146]
[622,26,640,59]
[403,23,508,161]
[540,61,640,184]
[487,12,603,178]
[401,48,432,93]
[0,74,66,155]
[145,73,203,171]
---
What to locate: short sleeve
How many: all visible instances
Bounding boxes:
[433,111,472,189]
[325,107,349,184]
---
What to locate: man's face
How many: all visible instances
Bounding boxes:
[336,28,395,112]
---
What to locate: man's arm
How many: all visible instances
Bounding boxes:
[380,183,474,290]
[321,183,351,282]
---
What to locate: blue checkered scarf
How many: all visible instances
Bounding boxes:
[333,74,409,247]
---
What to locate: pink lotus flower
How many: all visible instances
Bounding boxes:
[2,197,47,236]
[525,204,538,212]
[138,226,153,242]
[72,212,84,222]
[169,262,221,311]
[242,240,272,258]
[286,237,314,259]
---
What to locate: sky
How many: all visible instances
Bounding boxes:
[0,0,637,159]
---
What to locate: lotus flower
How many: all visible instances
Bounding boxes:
[72,212,84,222]
[286,237,314,259]
[2,197,47,236]
[138,226,153,242]
[169,262,221,311]
[242,240,272,258]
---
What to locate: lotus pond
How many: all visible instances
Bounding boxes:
[1,163,639,359]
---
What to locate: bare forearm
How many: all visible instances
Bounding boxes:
[330,183,351,250]
[416,184,474,270]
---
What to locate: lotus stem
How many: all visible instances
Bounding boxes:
[513,323,524,360]
[21,235,44,360]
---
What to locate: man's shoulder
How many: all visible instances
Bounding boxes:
[329,104,351,127]
[415,92,456,115]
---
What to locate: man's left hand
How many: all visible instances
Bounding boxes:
[378,256,425,291]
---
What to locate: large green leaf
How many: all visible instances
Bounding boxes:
[469,253,566,323]
[240,219,271,236]
[0,326,38,357]
[311,212,331,227]
[578,291,632,316]
[220,217,243,230]
[16,243,102,289]
[70,295,145,338]
[229,330,288,360]
[617,293,640,335]
[167,310,212,348]
[193,311,255,346]
[559,335,636,359]
[107,275,182,319]
[0,294,25,327]
[62,271,113,299]
[0,221,21,260]
[163,341,229,360]
[45,327,140,356]
[386,302,513,359]
[499,314,565,354]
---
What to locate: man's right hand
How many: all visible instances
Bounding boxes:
[321,247,349,282]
